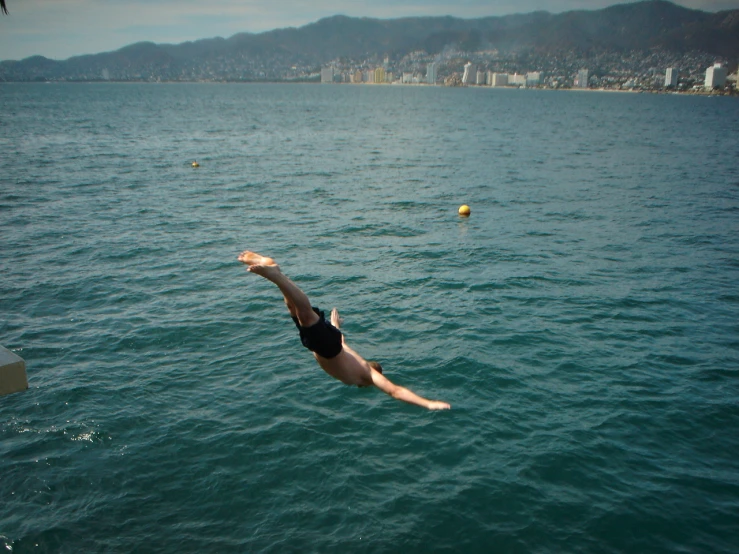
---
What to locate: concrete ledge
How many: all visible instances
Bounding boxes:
[0,345,28,396]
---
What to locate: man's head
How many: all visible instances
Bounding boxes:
[359,361,383,388]
[368,361,383,374]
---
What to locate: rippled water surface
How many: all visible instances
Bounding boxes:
[1,83,738,553]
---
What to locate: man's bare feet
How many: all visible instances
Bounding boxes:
[237,250,276,267]
[237,250,282,279]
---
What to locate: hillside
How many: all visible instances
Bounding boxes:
[1,0,737,82]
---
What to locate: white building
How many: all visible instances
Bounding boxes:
[476,70,486,85]
[491,73,508,87]
[705,63,727,89]
[665,67,678,87]
[320,67,334,84]
[526,72,541,87]
[575,68,589,88]
[509,73,526,86]
[462,63,476,85]
[426,62,437,85]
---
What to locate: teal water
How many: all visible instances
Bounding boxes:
[1,83,738,553]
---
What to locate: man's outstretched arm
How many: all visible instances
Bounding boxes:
[370,369,450,410]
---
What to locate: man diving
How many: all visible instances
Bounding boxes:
[238,250,451,410]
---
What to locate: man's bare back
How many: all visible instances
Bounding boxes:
[238,250,450,410]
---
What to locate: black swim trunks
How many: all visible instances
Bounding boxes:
[291,307,343,359]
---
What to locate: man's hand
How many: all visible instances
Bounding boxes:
[426,400,451,410]
[330,307,343,329]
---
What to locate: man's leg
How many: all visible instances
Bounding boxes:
[238,251,320,328]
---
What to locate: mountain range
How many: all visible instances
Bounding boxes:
[1,0,737,82]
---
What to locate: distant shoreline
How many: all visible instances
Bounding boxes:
[2,80,736,97]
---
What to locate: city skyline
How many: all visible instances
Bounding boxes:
[1,0,739,62]
[320,57,733,93]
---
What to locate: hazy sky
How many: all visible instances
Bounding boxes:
[1,0,737,62]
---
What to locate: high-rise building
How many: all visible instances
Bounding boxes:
[462,63,476,85]
[426,62,437,85]
[576,69,589,88]
[705,63,727,89]
[374,67,386,84]
[320,67,334,84]
[509,73,525,86]
[476,70,486,85]
[526,72,541,87]
[665,68,678,87]
[491,73,508,87]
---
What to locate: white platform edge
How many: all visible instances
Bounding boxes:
[0,345,29,396]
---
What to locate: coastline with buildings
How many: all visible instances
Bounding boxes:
[319,57,737,97]
[2,2,737,95]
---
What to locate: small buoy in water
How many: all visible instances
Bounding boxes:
[192,161,200,168]
[458,204,471,217]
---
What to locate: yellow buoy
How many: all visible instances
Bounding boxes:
[192,161,200,168]
[458,204,471,217]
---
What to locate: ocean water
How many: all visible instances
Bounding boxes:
[1,82,738,553]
